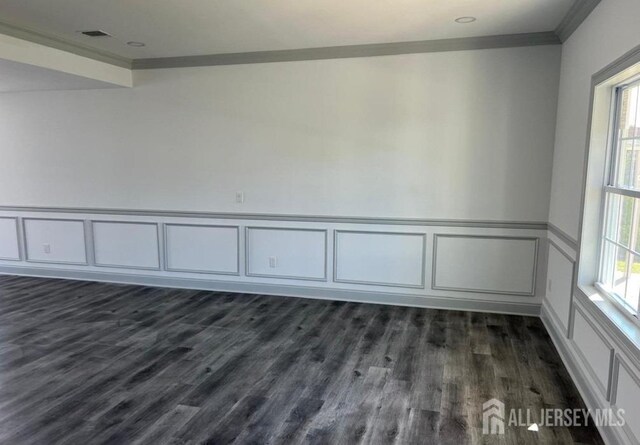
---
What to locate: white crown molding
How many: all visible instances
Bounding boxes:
[555,0,602,43]
[133,32,560,69]
[0,1,599,71]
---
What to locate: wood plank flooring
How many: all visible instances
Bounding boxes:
[0,275,603,444]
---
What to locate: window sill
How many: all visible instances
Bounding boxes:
[578,284,640,359]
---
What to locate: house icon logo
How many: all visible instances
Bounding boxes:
[483,399,505,435]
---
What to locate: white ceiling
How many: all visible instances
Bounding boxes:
[0,59,120,92]
[0,0,574,59]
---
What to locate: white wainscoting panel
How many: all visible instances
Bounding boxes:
[0,207,548,315]
[546,242,575,334]
[433,235,538,295]
[0,218,20,260]
[613,357,640,444]
[571,308,614,399]
[24,218,87,265]
[92,221,160,270]
[334,230,425,288]
[165,224,239,275]
[246,227,326,281]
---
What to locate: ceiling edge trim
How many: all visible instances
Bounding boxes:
[0,19,132,69]
[555,0,601,43]
[132,32,561,70]
[0,18,563,72]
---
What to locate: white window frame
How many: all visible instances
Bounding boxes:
[596,77,640,324]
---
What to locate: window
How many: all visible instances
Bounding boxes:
[600,79,640,319]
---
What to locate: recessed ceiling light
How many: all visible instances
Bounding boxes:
[455,17,477,24]
[127,41,146,47]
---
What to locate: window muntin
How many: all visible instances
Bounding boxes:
[600,80,640,318]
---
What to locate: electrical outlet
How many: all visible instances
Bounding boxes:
[235,191,244,204]
[268,256,277,268]
[43,243,51,254]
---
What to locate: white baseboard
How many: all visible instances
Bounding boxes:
[0,264,541,316]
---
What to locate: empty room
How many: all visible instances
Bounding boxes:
[0,0,639,444]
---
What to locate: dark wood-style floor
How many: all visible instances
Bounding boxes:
[0,275,603,445]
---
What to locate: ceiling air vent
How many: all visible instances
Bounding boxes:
[80,30,111,37]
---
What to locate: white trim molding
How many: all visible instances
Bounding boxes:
[133,32,560,69]
[163,223,241,276]
[548,238,578,337]
[0,1,600,73]
[610,353,640,444]
[570,303,616,401]
[0,205,548,230]
[22,217,89,266]
[0,263,542,317]
[555,0,602,43]
[244,226,329,282]
[90,220,162,271]
[431,234,539,297]
[548,222,579,252]
[0,217,21,261]
[0,206,546,317]
[333,229,427,289]
[541,301,624,445]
